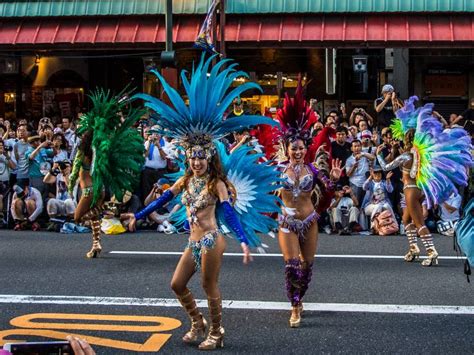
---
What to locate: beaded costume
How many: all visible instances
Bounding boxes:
[380,96,472,266]
[132,54,281,349]
[272,80,337,323]
[69,89,144,258]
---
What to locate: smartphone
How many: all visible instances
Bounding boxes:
[3,341,74,355]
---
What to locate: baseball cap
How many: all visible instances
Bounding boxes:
[360,130,372,139]
[157,178,170,186]
[382,84,394,93]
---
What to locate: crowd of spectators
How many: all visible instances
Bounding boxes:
[0,83,472,237]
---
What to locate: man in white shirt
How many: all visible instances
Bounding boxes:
[62,117,81,159]
[11,182,43,231]
[43,160,76,221]
[345,139,375,205]
[140,126,168,201]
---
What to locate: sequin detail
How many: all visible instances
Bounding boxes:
[278,210,319,242]
[281,164,314,200]
[186,230,218,270]
[181,175,217,224]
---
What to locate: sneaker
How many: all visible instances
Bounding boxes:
[157,224,165,232]
[14,223,23,231]
[323,225,332,234]
[164,224,177,234]
[335,222,343,234]
[31,222,41,231]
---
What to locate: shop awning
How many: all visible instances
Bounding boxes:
[0,15,473,47]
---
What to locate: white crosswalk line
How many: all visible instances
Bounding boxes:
[109,251,465,260]
[0,295,472,315]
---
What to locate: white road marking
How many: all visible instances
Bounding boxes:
[109,251,465,260]
[0,295,472,315]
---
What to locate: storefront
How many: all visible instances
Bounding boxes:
[0,0,473,122]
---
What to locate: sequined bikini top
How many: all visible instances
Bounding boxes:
[281,164,315,199]
[181,175,217,224]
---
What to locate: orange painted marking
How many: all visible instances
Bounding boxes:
[0,329,172,352]
[10,313,181,332]
[0,313,182,352]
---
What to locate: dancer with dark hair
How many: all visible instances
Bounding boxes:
[274,81,342,327]
[69,90,144,258]
[125,55,280,350]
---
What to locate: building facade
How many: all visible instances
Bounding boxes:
[0,0,473,121]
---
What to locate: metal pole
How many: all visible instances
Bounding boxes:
[165,0,173,52]
[219,0,226,58]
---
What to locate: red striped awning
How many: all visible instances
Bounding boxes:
[0,14,472,47]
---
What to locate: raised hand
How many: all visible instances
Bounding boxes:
[120,213,136,232]
[330,158,343,181]
[241,242,253,264]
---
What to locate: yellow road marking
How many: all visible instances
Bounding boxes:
[0,313,182,352]
[10,313,181,332]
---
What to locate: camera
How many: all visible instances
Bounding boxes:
[3,341,73,354]
[58,161,68,170]
[4,145,13,152]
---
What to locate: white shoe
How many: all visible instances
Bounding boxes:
[324,226,332,234]
[157,224,165,232]
[163,221,176,234]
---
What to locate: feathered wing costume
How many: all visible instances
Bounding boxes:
[390,96,472,208]
[166,141,282,251]
[390,95,434,141]
[215,141,281,249]
[70,89,145,204]
[69,88,145,257]
[133,54,280,252]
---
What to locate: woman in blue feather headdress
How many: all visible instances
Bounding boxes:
[123,55,280,350]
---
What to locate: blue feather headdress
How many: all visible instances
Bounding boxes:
[134,54,277,159]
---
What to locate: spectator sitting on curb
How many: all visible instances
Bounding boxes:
[43,160,77,230]
[11,181,43,231]
[329,184,361,235]
[436,191,462,237]
[362,167,395,231]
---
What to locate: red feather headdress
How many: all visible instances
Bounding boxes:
[275,79,318,146]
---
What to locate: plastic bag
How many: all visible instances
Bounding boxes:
[101,218,126,235]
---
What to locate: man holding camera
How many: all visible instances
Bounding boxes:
[11,181,43,231]
[0,139,15,225]
[141,126,167,202]
[349,108,374,128]
[43,160,76,224]
[329,184,361,235]
[374,84,402,130]
[26,135,53,199]
[13,124,30,187]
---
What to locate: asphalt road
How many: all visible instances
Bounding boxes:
[0,230,472,354]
